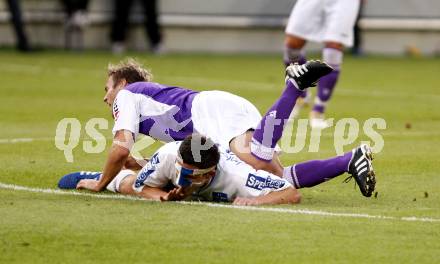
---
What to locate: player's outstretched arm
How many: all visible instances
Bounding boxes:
[233,187,301,206]
[159,187,187,202]
[77,130,132,192]
[137,186,169,200]
[137,186,187,202]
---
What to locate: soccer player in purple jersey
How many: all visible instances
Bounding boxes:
[77,58,341,193]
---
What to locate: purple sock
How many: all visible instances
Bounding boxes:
[251,80,303,161]
[312,101,325,114]
[313,69,340,113]
[283,151,352,188]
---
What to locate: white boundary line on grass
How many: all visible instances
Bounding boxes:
[1,182,439,223]
[0,138,36,144]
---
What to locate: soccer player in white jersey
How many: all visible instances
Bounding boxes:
[60,133,376,205]
[77,58,334,193]
[283,0,360,128]
[117,135,300,205]
[62,135,299,205]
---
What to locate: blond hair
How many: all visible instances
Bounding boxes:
[107,58,153,85]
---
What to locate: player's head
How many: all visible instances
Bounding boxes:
[176,134,220,187]
[104,58,152,106]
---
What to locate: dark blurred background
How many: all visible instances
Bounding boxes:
[0,0,439,55]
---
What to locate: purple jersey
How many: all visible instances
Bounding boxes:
[112,82,198,141]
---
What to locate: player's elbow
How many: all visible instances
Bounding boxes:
[286,187,301,204]
[292,192,302,204]
[273,188,301,205]
[111,144,130,160]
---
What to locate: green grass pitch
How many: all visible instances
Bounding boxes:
[0,51,439,263]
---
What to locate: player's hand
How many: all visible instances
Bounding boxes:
[233,197,260,206]
[76,179,101,192]
[160,187,187,202]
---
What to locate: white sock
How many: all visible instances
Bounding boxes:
[323,47,343,69]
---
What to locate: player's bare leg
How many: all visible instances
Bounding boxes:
[310,41,344,128]
[117,174,137,195]
[284,35,306,64]
[230,131,284,176]
[59,169,138,195]
[285,34,306,53]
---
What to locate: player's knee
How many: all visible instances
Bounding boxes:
[119,175,136,195]
[285,35,306,49]
[324,42,344,51]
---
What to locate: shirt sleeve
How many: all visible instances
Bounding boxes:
[203,153,292,202]
[231,163,292,198]
[112,90,140,139]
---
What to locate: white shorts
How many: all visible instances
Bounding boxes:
[191,91,262,148]
[285,0,360,47]
[106,169,135,193]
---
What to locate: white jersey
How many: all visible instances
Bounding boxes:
[285,0,360,47]
[132,142,292,202]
